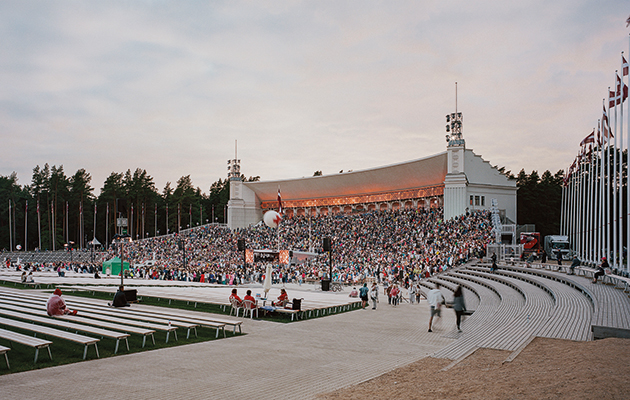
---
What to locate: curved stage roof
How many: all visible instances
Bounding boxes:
[245,151,447,208]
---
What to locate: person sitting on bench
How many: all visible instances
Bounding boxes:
[569,256,580,275]
[111,285,130,307]
[273,288,289,307]
[47,288,77,316]
[593,258,607,284]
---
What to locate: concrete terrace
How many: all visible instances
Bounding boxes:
[0,270,455,400]
[1,260,629,400]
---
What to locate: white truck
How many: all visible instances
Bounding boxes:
[544,235,571,260]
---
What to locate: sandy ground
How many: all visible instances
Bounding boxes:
[318,337,630,399]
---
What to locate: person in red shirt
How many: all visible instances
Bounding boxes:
[273,288,289,307]
[46,288,77,316]
[229,288,243,306]
[243,289,257,310]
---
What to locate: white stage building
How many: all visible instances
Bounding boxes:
[227,112,516,229]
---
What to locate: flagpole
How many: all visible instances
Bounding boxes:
[612,74,619,269]
[573,167,582,256]
[93,203,97,241]
[578,153,587,260]
[590,143,596,264]
[599,119,604,264]
[619,60,625,273]
[578,155,587,260]
[627,36,630,274]
[37,199,41,251]
[604,98,611,259]
[52,201,55,252]
[24,201,28,252]
[65,201,68,245]
[560,177,568,235]
[575,157,581,259]
[106,203,109,250]
[8,200,12,252]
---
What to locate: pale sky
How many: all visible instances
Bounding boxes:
[1,1,628,194]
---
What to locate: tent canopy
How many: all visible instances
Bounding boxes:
[102,257,130,275]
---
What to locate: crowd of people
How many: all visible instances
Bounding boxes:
[102,207,493,286]
[4,207,494,290]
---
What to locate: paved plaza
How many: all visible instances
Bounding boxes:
[0,272,457,400]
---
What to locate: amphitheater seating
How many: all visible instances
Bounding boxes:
[423,260,630,361]
[3,250,105,265]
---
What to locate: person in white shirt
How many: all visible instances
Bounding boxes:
[408,283,416,304]
[427,283,445,332]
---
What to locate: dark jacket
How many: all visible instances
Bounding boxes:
[112,290,128,307]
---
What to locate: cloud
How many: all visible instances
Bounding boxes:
[0,0,628,193]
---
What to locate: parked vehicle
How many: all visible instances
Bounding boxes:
[520,232,541,256]
[544,235,571,259]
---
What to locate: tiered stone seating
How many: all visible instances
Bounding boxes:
[426,260,630,362]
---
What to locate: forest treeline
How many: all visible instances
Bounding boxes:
[0,164,564,252]
[0,165,259,251]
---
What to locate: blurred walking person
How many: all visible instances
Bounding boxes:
[453,285,466,332]
[427,283,444,332]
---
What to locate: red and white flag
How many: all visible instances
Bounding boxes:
[602,104,612,142]
[609,74,628,107]
[623,55,629,77]
[277,188,282,214]
[580,130,595,146]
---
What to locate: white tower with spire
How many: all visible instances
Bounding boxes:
[227,140,263,229]
[443,83,469,220]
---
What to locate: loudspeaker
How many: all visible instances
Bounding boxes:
[323,237,331,252]
[237,239,245,251]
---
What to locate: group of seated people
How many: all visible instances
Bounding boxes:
[229,288,289,309]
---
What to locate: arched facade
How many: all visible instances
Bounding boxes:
[228,132,517,229]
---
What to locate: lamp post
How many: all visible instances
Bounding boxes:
[112,233,131,287]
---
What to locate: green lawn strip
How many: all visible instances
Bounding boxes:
[0,280,54,290]
[0,319,237,375]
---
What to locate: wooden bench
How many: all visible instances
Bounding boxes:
[63,302,197,341]
[1,289,237,336]
[274,308,301,321]
[56,307,179,343]
[0,327,52,364]
[573,266,618,285]
[0,304,131,354]
[0,316,100,360]
[133,307,242,335]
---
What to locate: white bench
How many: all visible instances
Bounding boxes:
[0,316,99,360]
[0,327,52,364]
[0,304,131,354]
